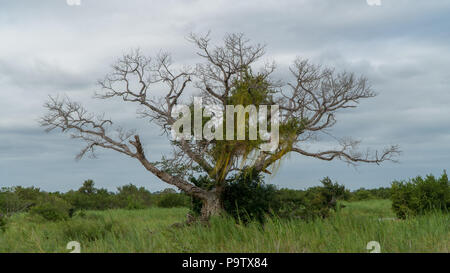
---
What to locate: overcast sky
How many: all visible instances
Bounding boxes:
[1,0,449,192]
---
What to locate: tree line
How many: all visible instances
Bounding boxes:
[1,171,447,226]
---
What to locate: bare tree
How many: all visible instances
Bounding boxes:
[41,33,400,219]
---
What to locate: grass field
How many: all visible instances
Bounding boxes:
[0,199,448,253]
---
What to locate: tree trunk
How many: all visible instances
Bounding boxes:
[200,188,224,220]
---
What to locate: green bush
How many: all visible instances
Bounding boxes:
[123,196,146,210]
[368,187,391,199]
[222,172,277,224]
[351,188,374,201]
[189,173,277,223]
[30,194,72,221]
[0,190,24,215]
[158,192,190,208]
[391,171,450,218]
[189,175,347,223]
[0,187,41,215]
[116,184,153,209]
[350,187,391,201]
[275,177,347,220]
[14,186,42,205]
[272,188,306,218]
[63,180,115,211]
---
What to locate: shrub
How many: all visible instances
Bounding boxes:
[14,186,43,204]
[272,188,306,219]
[189,173,277,223]
[0,187,40,215]
[30,194,72,221]
[369,187,391,199]
[391,171,450,218]
[0,190,24,215]
[351,188,374,201]
[222,172,277,224]
[190,175,347,223]
[124,196,146,210]
[284,177,347,220]
[63,180,115,211]
[158,192,190,208]
[350,187,392,201]
[116,184,153,209]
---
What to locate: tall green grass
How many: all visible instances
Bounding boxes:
[0,200,448,253]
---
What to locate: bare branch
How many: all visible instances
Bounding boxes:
[189,32,267,103]
[40,96,135,159]
[279,58,375,132]
[95,49,193,129]
[40,95,208,198]
[291,143,401,166]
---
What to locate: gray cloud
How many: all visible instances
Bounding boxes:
[1,0,450,192]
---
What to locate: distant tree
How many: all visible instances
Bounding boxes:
[64,180,114,210]
[391,171,450,218]
[0,186,43,216]
[157,192,190,208]
[161,188,177,194]
[116,184,153,209]
[351,188,374,201]
[78,180,96,195]
[41,32,400,219]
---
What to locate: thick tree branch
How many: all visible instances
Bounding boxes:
[130,135,208,198]
[291,144,400,166]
